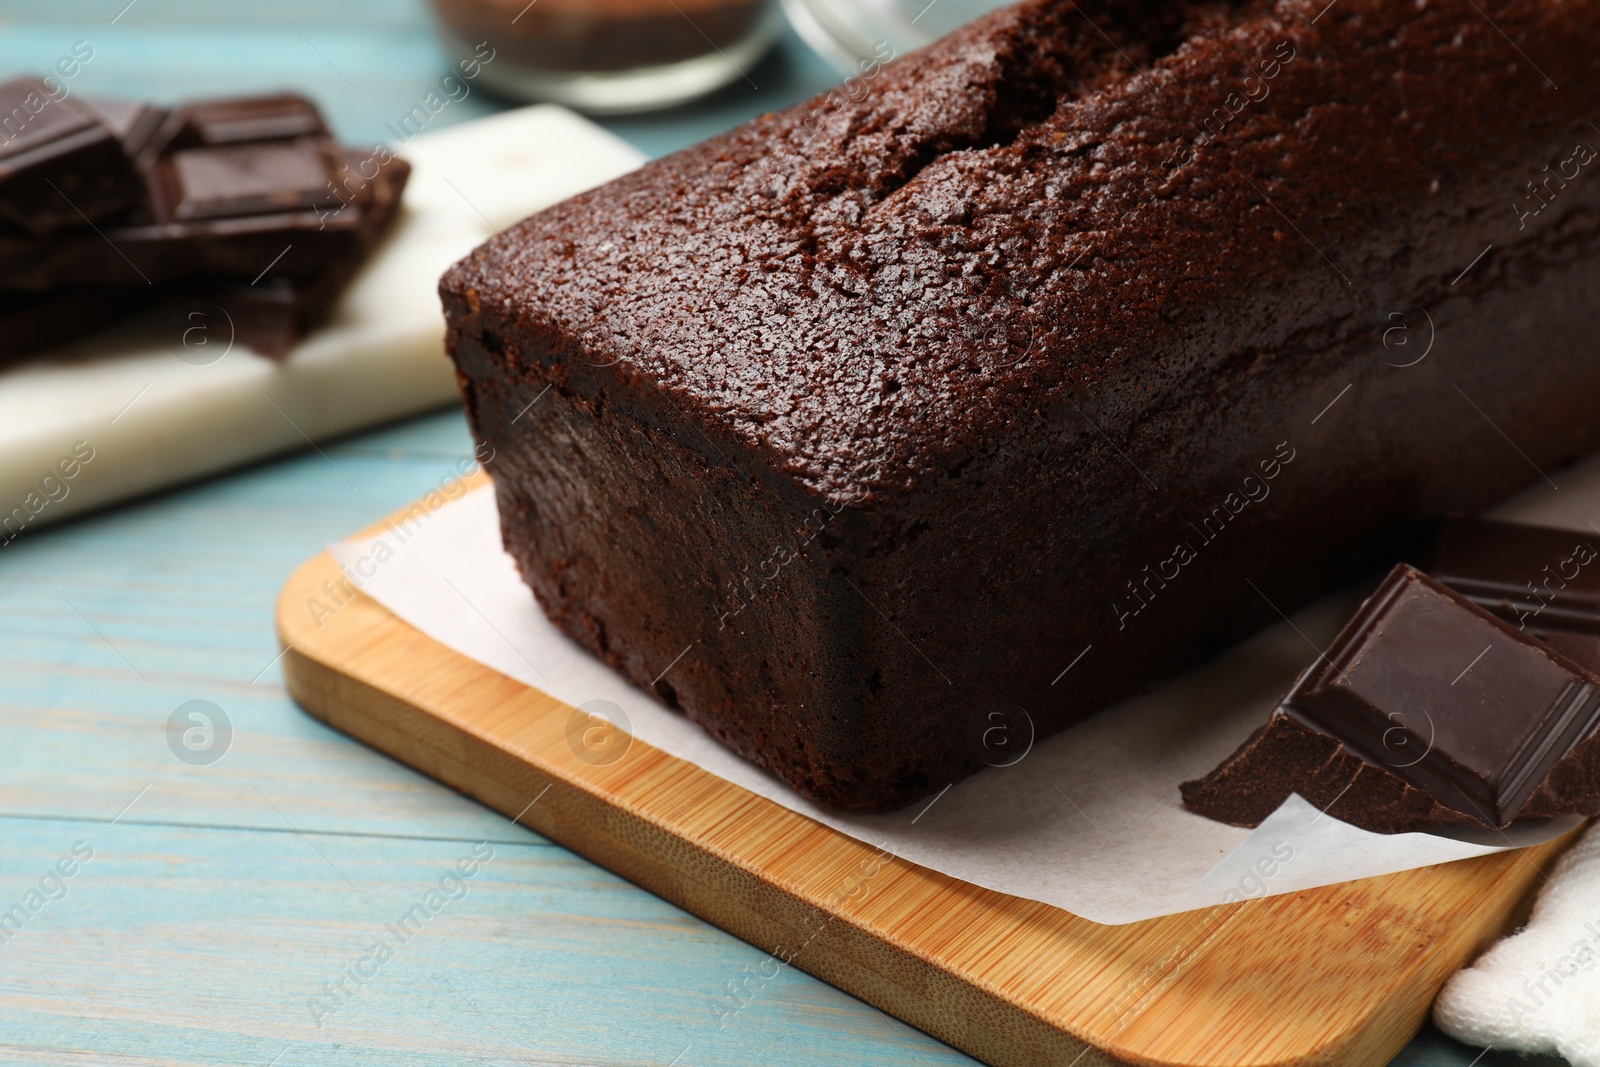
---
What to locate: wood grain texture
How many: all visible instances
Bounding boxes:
[278,483,1579,1067]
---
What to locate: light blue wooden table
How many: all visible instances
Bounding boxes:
[0,2,1552,1064]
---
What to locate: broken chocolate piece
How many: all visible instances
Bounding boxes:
[0,92,356,291]
[0,77,144,234]
[149,93,329,157]
[0,89,403,363]
[0,164,360,291]
[1418,518,1600,678]
[1182,564,1600,834]
[80,97,169,161]
[1536,631,1600,678]
[0,199,362,289]
[191,273,370,359]
[188,152,410,358]
[1420,516,1600,630]
[150,139,343,222]
[1,149,408,362]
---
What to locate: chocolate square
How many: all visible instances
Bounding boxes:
[1183,564,1600,833]
[156,140,342,222]
[1423,517,1600,631]
[0,77,144,234]
[144,93,330,162]
[1284,565,1600,825]
[1418,517,1600,675]
[81,97,169,161]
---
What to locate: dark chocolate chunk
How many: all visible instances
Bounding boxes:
[0,77,144,234]
[0,93,352,291]
[1,150,408,362]
[1536,631,1600,677]
[1181,565,1600,834]
[0,154,359,291]
[328,149,410,253]
[189,152,410,358]
[1420,516,1600,631]
[150,139,343,222]
[1418,516,1600,676]
[0,201,363,290]
[189,274,363,360]
[0,88,400,363]
[151,94,328,155]
[80,97,169,161]
[0,287,147,362]
[1289,566,1600,824]
[201,281,303,359]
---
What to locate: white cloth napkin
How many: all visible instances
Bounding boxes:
[1435,821,1600,1065]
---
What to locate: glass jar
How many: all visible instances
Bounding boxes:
[781,0,1012,73]
[429,0,784,114]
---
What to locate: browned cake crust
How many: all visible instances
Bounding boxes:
[442,0,1600,810]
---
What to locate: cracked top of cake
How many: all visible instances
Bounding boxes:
[441,0,1595,501]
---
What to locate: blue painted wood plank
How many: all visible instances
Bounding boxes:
[0,817,969,1066]
[1,0,428,28]
[0,417,517,843]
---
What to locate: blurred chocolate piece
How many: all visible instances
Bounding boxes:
[0,89,402,362]
[150,139,343,222]
[150,93,328,156]
[320,149,409,260]
[0,77,145,234]
[2,210,367,290]
[80,97,168,160]
[1182,565,1600,834]
[2,149,408,362]
[1537,631,1600,677]
[1419,517,1600,673]
[1422,517,1600,630]
[192,152,410,358]
[0,143,359,290]
[0,286,146,360]
[0,196,362,290]
[201,281,304,359]
[195,274,364,360]
[0,92,356,290]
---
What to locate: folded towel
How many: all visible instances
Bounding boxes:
[1434,822,1600,1066]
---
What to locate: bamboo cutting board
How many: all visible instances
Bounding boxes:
[277,484,1574,1067]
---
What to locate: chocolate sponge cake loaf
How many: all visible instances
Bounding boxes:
[442,0,1600,810]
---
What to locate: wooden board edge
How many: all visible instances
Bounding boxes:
[275,538,1568,1067]
[279,611,1119,1067]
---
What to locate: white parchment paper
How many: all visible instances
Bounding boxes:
[327,480,1592,925]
